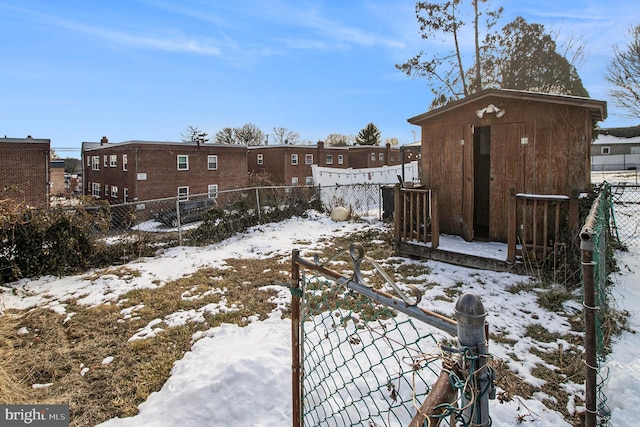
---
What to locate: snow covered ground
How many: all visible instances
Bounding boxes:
[1,205,638,426]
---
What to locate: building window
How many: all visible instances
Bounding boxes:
[338,155,344,165]
[103,155,108,167]
[208,184,218,199]
[92,182,101,197]
[257,154,264,165]
[177,155,189,170]
[291,154,298,165]
[379,153,384,161]
[326,154,333,165]
[291,177,299,185]
[305,154,313,165]
[110,155,117,167]
[601,146,610,155]
[105,184,109,195]
[122,154,128,171]
[305,176,313,185]
[370,153,376,161]
[86,156,90,167]
[111,186,118,198]
[208,155,218,170]
[123,188,129,202]
[177,186,189,201]
[92,156,100,171]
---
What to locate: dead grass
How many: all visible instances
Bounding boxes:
[0,257,289,426]
[0,226,619,427]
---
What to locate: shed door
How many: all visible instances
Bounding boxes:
[473,127,491,239]
[464,122,522,242]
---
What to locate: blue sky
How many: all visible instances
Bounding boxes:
[1,0,639,157]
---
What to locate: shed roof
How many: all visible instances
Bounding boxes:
[599,124,640,138]
[408,89,607,124]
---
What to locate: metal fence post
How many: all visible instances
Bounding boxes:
[291,250,302,427]
[455,292,491,427]
[580,194,601,427]
[176,197,183,245]
[255,187,262,224]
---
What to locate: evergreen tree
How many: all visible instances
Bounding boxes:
[356,123,381,146]
[485,17,588,96]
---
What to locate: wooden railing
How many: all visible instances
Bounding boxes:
[507,190,577,264]
[394,186,439,248]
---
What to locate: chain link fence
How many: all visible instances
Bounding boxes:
[82,183,392,238]
[291,245,493,427]
[609,183,640,248]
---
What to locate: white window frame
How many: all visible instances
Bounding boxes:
[105,184,109,195]
[110,154,117,167]
[305,154,313,165]
[291,177,299,185]
[370,153,376,161]
[338,155,344,165]
[257,153,264,165]
[305,176,313,185]
[92,156,100,171]
[291,154,298,165]
[177,155,189,170]
[122,154,128,171]
[379,153,384,161]
[207,155,218,170]
[208,184,218,199]
[600,146,610,155]
[123,188,129,202]
[86,156,91,167]
[177,186,189,201]
[326,154,333,165]
[103,155,108,167]
[92,182,101,197]
[111,186,118,198]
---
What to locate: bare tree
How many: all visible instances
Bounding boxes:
[182,125,209,144]
[214,128,236,144]
[385,137,400,147]
[271,127,300,145]
[235,123,265,146]
[606,23,640,118]
[396,0,502,108]
[324,133,352,146]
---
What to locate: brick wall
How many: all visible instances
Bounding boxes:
[0,138,50,207]
[84,142,248,202]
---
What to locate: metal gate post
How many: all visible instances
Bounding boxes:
[291,250,303,427]
[455,293,491,426]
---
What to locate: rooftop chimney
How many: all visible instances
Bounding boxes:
[100,136,108,145]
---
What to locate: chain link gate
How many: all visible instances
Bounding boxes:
[290,243,495,427]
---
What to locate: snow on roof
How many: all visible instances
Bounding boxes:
[593,134,640,145]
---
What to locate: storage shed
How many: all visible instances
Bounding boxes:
[399,89,606,265]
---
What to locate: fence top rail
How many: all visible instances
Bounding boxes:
[399,187,432,194]
[515,193,570,201]
[292,244,458,336]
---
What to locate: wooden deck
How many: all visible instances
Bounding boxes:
[395,235,515,272]
[393,185,575,272]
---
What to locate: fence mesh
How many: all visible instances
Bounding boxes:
[609,183,640,248]
[299,273,450,427]
[584,183,615,426]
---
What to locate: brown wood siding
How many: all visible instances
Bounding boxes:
[414,93,596,242]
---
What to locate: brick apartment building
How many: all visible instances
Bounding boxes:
[248,142,414,185]
[83,138,248,203]
[0,136,51,207]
